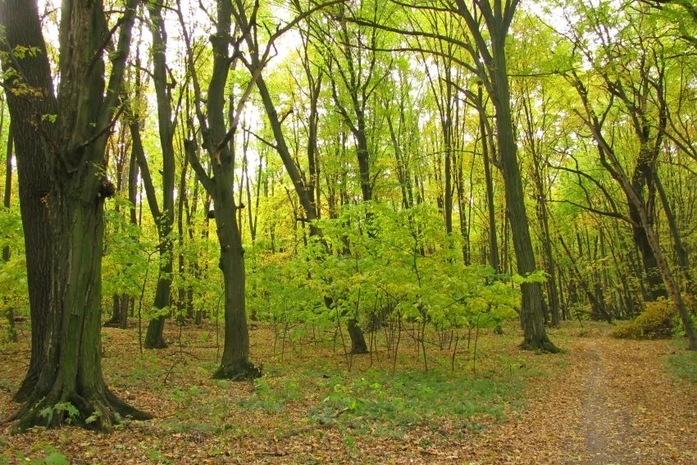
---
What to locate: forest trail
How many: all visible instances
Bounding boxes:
[469,332,697,464]
[572,336,697,464]
[2,326,697,464]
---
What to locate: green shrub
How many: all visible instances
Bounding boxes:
[612,298,674,339]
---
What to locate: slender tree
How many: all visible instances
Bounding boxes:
[450,0,557,351]
[141,0,177,348]
[178,0,260,379]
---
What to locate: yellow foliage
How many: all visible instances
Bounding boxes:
[612,299,675,340]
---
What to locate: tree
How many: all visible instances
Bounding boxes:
[179,0,261,380]
[448,0,558,351]
[0,0,151,429]
[563,2,697,349]
[141,0,177,349]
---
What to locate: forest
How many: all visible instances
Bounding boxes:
[1,0,697,463]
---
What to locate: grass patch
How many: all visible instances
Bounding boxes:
[665,344,697,383]
[238,363,526,437]
[313,369,520,431]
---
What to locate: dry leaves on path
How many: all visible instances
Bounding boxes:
[465,328,697,465]
[1,323,697,464]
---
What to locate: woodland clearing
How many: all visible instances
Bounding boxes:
[1,321,696,464]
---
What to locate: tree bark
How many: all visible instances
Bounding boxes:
[454,0,557,351]
[0,0,151,430]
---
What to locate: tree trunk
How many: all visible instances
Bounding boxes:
[655,173,694,290]
[488,34,557,352]
[183,0,259,379]
[211,176,260,379]
[130,121,171,349]
[104,294,129,329]
[348,318,369,354]
[0,2,54,401]
[477,86,500,273]
[142,0,177,348]
[0,0,151,429]
[11,167,151,430]
[2,121,17,342]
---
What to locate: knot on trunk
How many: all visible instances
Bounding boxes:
[98,179,116,198]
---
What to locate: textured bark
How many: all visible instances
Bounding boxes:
[0,1,55,402]
[1,0,151,430]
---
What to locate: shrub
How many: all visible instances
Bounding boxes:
[612,298,674,339]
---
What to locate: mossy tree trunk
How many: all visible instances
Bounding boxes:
[0,0,151,430]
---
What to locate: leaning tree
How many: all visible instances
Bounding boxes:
[0,0,151,430]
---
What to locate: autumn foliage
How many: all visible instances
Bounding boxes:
[612,299,675,340]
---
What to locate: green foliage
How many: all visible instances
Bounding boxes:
[0,206,28,316]
[309,369,517,433]
[238,377,305,412]
[102,199,154,301]
[39,402,80,425]
[666,348,697,383]
[248,202,519,358]
[612,299,675,340]
[7,444,69,465]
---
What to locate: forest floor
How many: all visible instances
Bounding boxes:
[1,321,696,464]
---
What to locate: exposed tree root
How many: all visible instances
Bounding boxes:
[7,384,152,433]
[519,338,561,353]
[212,360,262,381]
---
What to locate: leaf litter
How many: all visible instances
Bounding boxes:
[1,322,696,464]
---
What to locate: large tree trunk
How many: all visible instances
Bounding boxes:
[0,0,151,430]
[454,0,556,351]
[12,166,150,430]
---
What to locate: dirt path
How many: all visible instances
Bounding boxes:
[2,328,697,464]
[466,333,697,464]
[580,339,642,464]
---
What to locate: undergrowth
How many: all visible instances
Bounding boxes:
[612,299,674,340]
